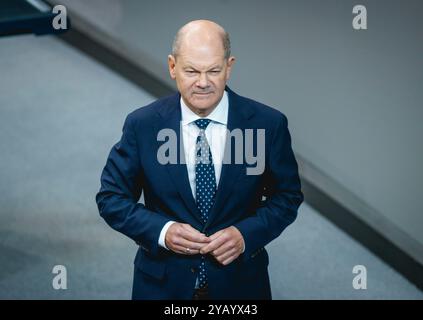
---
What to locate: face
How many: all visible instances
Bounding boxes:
[168,39,235,116]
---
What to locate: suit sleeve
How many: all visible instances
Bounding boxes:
[234,114,304,261]
[95,113,170,256]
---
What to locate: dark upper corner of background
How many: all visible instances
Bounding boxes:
[0,0,70,37]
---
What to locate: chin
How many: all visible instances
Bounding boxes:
[189,97,215,109]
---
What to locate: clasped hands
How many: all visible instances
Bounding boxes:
[165,223,244,266]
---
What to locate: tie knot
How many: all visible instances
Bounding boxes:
[194,118,211,130]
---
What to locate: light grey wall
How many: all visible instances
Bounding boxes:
[0,34,156,298]
[54,0,423,262]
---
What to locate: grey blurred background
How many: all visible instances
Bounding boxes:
[0,0,421,299]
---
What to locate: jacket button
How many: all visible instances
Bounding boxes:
[191,267,196,273]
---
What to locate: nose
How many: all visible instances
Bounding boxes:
[196,72,209,89]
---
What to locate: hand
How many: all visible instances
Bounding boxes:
[200,226,245,265]
[165,223,211,255]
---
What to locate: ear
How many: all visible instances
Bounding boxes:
[225,56,236,81]
[168,55,177,79]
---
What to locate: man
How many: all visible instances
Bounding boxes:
[96,20,303,300]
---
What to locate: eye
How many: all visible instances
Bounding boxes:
[185,70,197,76]
[209,70,220,75]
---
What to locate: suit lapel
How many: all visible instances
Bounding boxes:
[206,87,255,228]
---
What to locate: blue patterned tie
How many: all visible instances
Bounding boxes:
[194,118,216,289]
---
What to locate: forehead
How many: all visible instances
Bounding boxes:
[177,33,226,69]
[177,47,226,69]
[178,56,225,70]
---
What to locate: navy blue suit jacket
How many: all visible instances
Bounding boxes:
[96,87,303,299]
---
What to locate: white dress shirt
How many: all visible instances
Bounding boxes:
[158,91,229,249]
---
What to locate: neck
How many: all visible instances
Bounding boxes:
[192,105,216,117]
[182,96,222,118]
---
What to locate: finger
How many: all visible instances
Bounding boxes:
[215,247,237,263]
[181,223,204,235]
[213,242,235,257]
[201,233,227,254]
[172,245,200,255]
[222,255,237,266]
[181,225,210,243]
[208,229,225,241]
[176,238,208,251]
[213,235,243,256]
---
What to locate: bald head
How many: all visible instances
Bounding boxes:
[172,20,231,60]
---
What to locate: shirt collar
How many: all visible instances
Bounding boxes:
[180,90,228,126]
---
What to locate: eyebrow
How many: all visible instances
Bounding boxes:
[183,63,222,70]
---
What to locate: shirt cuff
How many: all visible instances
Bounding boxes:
[158,221,176,250]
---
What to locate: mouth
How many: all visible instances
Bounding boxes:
[193,92,213,96]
